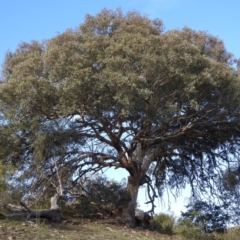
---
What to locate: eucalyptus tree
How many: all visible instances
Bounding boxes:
[0,9,240,226]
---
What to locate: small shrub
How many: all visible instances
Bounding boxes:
[150,213,175,235]
[175,217,215,240]
[0,212,6,219]
[175,217,200,239]
[214,227,240,240]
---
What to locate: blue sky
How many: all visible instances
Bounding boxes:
[1,0,240,64]
[1,0,239,215]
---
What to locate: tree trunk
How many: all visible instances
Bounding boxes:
[121,175,140,227]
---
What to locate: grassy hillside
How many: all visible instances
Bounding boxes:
[0,218,184,240]
[1,214,240,239]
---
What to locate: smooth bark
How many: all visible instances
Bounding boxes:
[121,175,140,227]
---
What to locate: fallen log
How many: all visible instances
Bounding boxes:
[19,194,63,222]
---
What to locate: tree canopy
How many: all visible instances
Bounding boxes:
[0,9,240,226]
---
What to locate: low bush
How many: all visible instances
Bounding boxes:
[214,227,240,240]
[174,217,215,240]
[150,213,175,235]
[0,212,6,219]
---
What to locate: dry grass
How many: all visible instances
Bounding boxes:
[2,216,240,240]
[0,218,185,240]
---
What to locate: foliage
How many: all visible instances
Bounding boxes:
[214,227,240,240]
[63,175,129,218]
[0,8,240,225]
[175,217,213,240]
[0,212,6,219]
[150,213,175,235]
[0,162,25,208]
[222,168,240,191]
[218,166,240,225]
[180,200,229,234]
[174,220,240,240]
